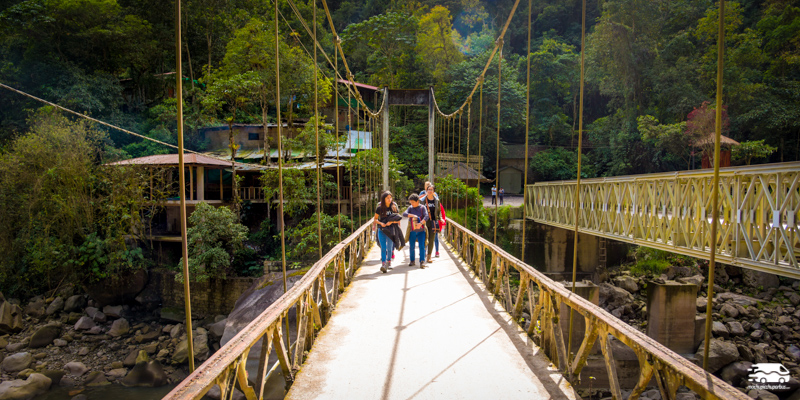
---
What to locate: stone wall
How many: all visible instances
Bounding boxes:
[149,270,259,317]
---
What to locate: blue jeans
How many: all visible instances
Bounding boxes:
[434,222,440,252]
[377,229,393,263]
[409,230,426,262]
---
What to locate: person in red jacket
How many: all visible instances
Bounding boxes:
[436,202,446,257]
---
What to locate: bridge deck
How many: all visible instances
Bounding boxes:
[286,221,578,400]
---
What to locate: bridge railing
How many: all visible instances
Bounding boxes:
[444,220,748,400]
[526,162,800,279]
[163,221,374,400]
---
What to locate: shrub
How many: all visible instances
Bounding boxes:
[178,202,248,281]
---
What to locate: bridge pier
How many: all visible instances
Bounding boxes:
[646,281,699,354]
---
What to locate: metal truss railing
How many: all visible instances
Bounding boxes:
[444,220,748,400]
[526,162,800,279]
[163,221,374,400]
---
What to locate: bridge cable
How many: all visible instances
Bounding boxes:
[567,0,587,364]
[335,42,341,241]
[174,0,195,373]
[348,85,354,232]
[476,79,483,234]
[314,0,323,259]
[274,0,291,353]
[459,111,464,226]
[465,101,472,229]
[703,0,726,372]
[494,43,503,245]
[521,0,532,264]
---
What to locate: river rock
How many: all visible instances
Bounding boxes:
[63,362,88,377]
[712,321,730,339]
[716,292,761,307]
[74,317,94,331]
[84,371,109,387]
[726,321,745,337]
[742,270,780,289]
[106,368,127,380]
[102,306,123,319]
[45,297,64,316]
[29,324,61,348]
[85,308,106,323]
[169,324,184,339]
[123,350,139,368]
[135,331,159,343]
[63,295,85,313]
[676,274,704,286]
[40,370,64,386]
[0,373,51,400]
[172,331,209,364]
[599,283,634,309]
[77,347,89,356]
[747,389,779,400]
[6,342,26,352]
[0,301,24,334]
[720,304,739,318]
[788,292,800,306]
[53,339,67,347]
[208,319,226,339]
[787,345,800,362]
[108,319,129,337]
[614,276,639,293]
[120,360,167,387]
[720,361,752,387]
[695,339,738,373]
[696,297,707,312]
[1,353,32,373]
[23,298,45,319]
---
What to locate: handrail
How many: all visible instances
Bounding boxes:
[444,220,748,400]
[163,221,374,400]
[526,162,800,279]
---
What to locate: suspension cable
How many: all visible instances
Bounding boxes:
[476,79,483,234]
[522,0,532,264]
[704,0,726,371]
[465,102,472,228]
[335,42,341,240]
[314,0,323,259]
[275,0,290,353]
[348,86,354,232]
[567,0,587,363]
[494,44,503,245]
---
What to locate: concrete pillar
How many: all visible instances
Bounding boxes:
[196,166,205,201]
[559,282,600,356]
[646,281,698,354]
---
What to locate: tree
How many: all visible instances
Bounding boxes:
[341,12,419,87]
[686,101,731,162]
[416,6,463,84]
[732,140,777,165]
[285,212,351,261]
[178,202,248,282]
[637,115,690,169]
[529,147,594,181]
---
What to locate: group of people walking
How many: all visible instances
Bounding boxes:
[373,182,447,273]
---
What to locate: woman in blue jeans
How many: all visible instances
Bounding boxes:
[374,191,400,273]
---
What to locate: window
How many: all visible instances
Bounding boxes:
[248,132,259,141]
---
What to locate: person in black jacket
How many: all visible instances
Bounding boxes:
[374,191,401,273]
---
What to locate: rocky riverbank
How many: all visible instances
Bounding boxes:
[0,285,229,400]
[593,263,800,399]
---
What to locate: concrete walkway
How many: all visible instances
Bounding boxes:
[286,221,578,400]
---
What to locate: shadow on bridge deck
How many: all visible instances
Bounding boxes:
[286,220,578,400]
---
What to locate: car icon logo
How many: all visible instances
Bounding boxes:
[748,363,791,384]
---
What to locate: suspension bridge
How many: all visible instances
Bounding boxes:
[1,0,795,398]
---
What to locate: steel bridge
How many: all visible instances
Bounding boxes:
[164,219,748,400]
[525,162,800,280]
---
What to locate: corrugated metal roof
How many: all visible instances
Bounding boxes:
[108,153,233,167]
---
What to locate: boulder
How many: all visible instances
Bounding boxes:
[614,276,639,293]
[134,331,160,343]
[123,350,139,368]
[120,360,168,387]
[74,317,95,331]
[726,321,745,337]
[696,297,708,312]
[676,275,704,286]
[45,297,64,316]
[172,331,209,364]
[742,270,780,289]
[53,339,67,347]
[0,301,24,334]
[40,370,64,386]
[84,269,148,307]
[102,305,123,319]
[63,362,88,377]
[63,295,85,313]
[716,292,761,307]
[108,319,129,338]
[169,324,184,339]
[29,325,61,348]
[159,308,185,323]
[720,304,739,318]
[789,292,800,306]
[787,345,800,362]
[599,283,634,309]
[0,373,51,400]
[106,368,127,380]
[694,339,738,373]
[84,371,109,387]
[5,342,25,352]
[1,353,32,373]
[23,298,45,319]
[208,319,226,339]
[720,361,752,387]
[85,308,106,323]
[712,321,730,339]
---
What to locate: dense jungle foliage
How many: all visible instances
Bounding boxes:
[0,0,798,294]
